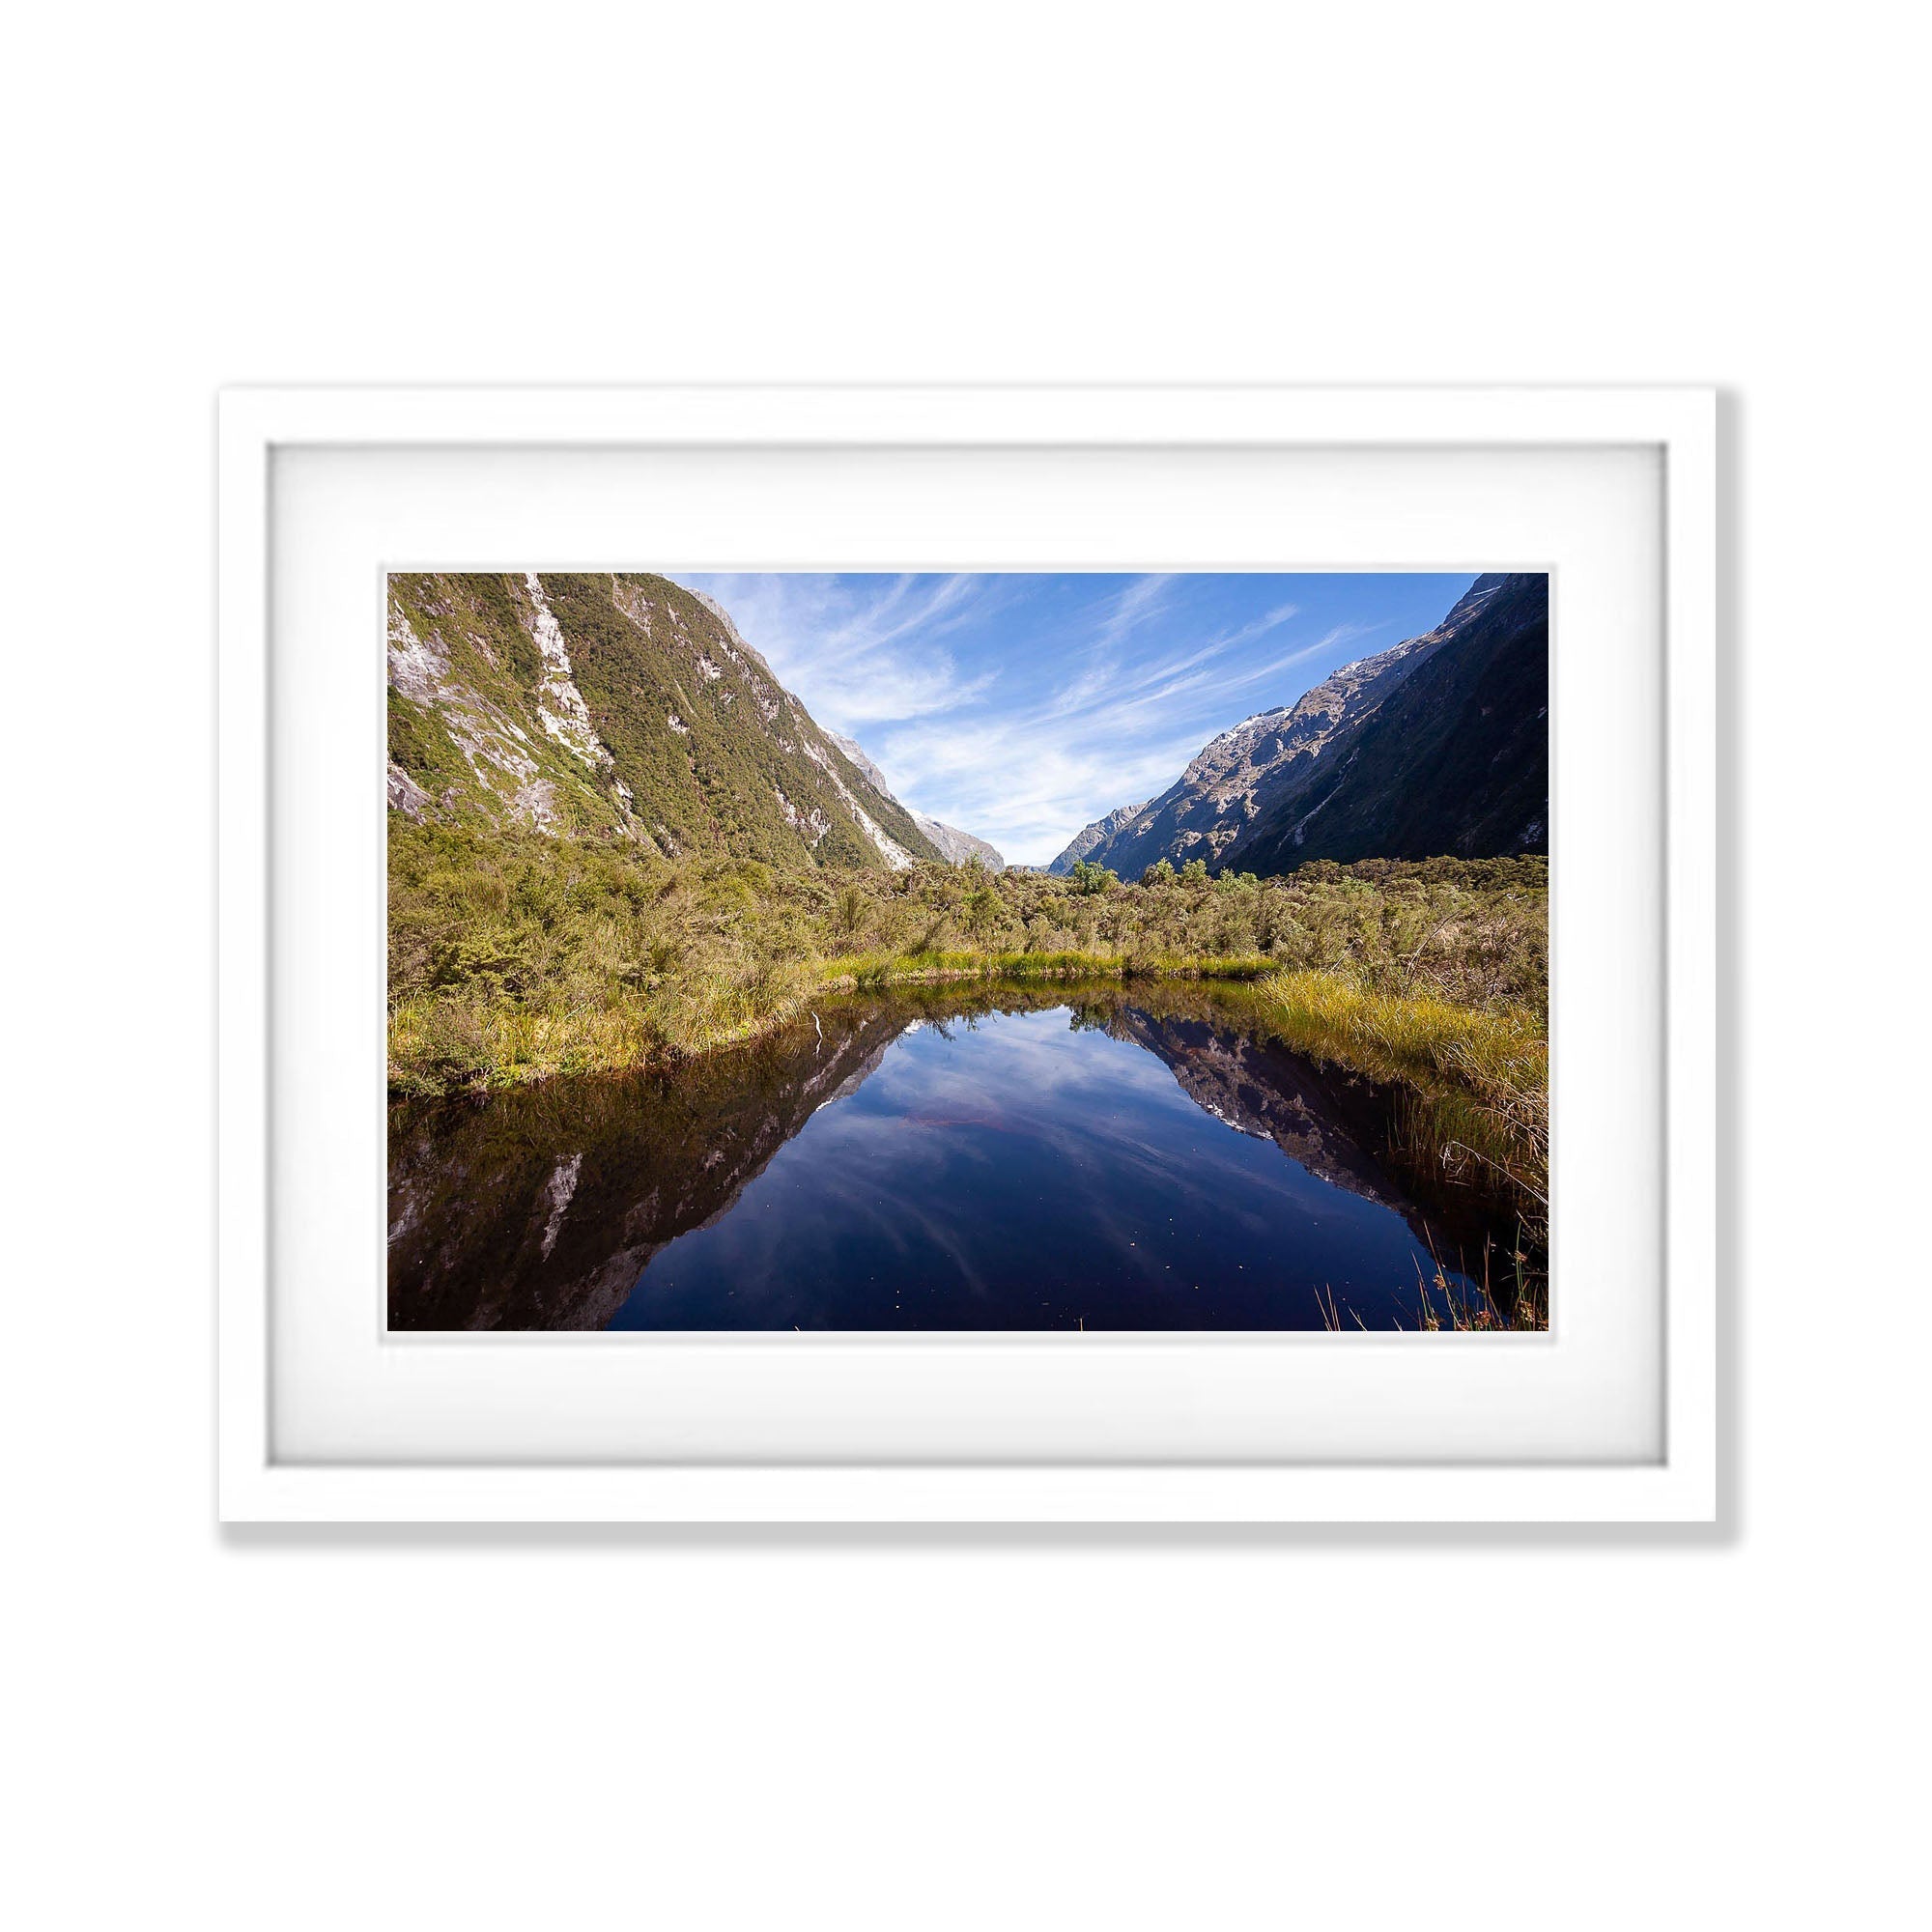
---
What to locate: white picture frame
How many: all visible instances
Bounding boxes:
[218,384,1716,1523]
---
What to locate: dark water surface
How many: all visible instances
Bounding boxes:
[388,981,1506,1331]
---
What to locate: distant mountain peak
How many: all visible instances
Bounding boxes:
[829,733,895,799]
[1047,798,1151,873]
[829,732,1006,870]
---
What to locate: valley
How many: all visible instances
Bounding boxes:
[386,569,1551,1328]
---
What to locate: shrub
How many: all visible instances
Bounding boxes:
[387,819,1547,1091]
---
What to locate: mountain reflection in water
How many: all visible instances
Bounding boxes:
[387,980,1505,1331]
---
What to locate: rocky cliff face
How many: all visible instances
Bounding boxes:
[1047,798,1150,873]
[1048,574,1546,877]
[830,733,1006,869]
[1225,573,1548,871]
[1046,604,1468,877]
[385,572,944,872]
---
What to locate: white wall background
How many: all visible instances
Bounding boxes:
[5,4,1924,1927]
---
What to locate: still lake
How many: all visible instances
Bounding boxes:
[388,980,1503,1331]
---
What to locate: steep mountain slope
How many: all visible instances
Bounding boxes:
[910,814,1004,869]
[826,732,895,801]
[830,734,1005,869]
[1047,574,1545,877]
[1225,573,1548,870]
[1048,582,1501,877]
[385,572,944,871]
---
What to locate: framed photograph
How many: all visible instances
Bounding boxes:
[218,384,1716,1521]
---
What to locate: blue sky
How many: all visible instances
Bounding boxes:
[677,572,1478,867]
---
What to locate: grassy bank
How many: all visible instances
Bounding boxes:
[387,820,1550,1326]
[1251,973,1548,1326]
[1255,972,1547,1202]
[388,820,1547,1096]
[388,945,1284,1096]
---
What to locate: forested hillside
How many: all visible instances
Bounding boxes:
[386,571,946,872]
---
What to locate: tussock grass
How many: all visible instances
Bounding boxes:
[1255,971,1548,1326]
[1255,974,1546,1132]
[1254,969,1548,1201]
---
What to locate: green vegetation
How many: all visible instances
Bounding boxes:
[1065,858,1120,894]
[1256,971,1548,1327]
[386,573,634,839]
[390,821,1544,1082]
[384,563,1556,1327]
[385,567,1552,1327]
[385,571,946,869]
[388,822,1549,1328]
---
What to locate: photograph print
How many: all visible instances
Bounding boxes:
[386,568,1549,1332]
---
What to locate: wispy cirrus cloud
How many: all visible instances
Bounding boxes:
[1050,599,1313,727]
[676,572,1472,867]
[869,715,1211,869]
[691,571,1001,724]
[1046,574,1180,716]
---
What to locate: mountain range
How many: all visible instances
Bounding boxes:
[1049,573,1548,877]
[386,571,967,872]
[387,569,1544,880]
